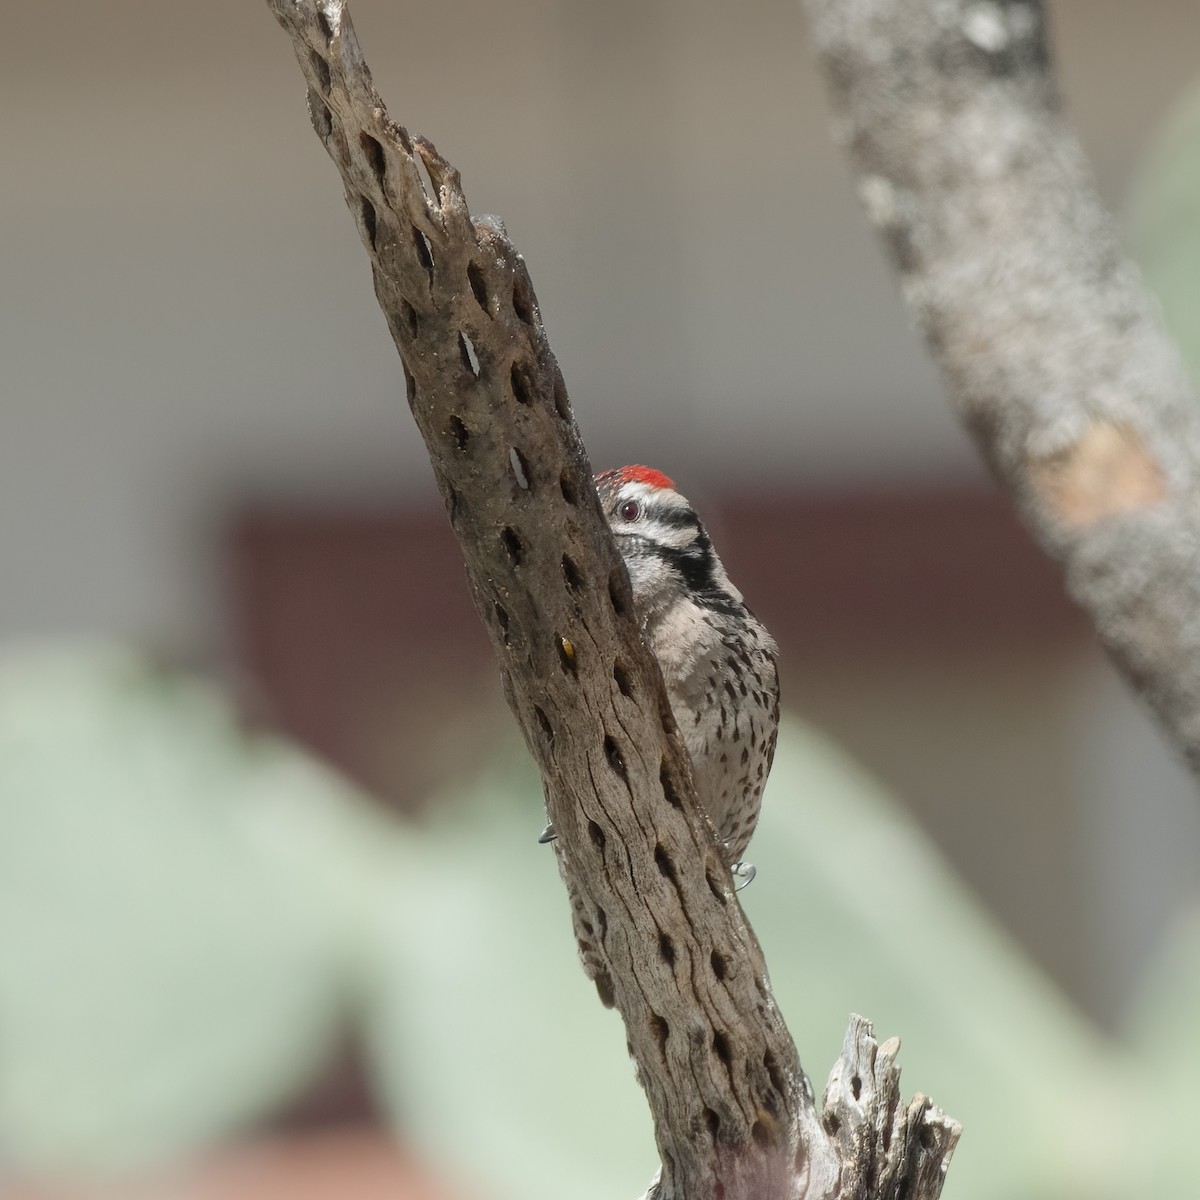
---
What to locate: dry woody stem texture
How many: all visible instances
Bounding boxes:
[264,2,959,1197]
[804,0,1200,773]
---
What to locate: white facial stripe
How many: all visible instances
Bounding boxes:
[613,481,697,550]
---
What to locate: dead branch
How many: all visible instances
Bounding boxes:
[261,2,958,1196]
[804,0,1200,773]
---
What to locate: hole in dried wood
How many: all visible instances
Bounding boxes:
[459,332,480,377]
[414,151,438,207]
[764,1049,787,1098]
[710,950,728,981]
[412,226,434,272]
[403,362,417,406]
[751,1119,772,1149]
[712,1030,732,1068]
[650,1013,670,1056]
[315,6,335,43]
[613,661,632,697]
[501,526,524,565]
[448,415,470,451]
[512,275,535,325]
[494,602,510,646]
[706,861,728,905]
[705,1109,720,1140]
[309,92,333,140]
[534,705,554,746]
[919,1124,935,1151]
[310,51,332,94]
[603,735,627,780]
[562,553,583,592]
[467,261,488,312]
[851,1075,862,1101]
[509,446,530,490]
[658,932,675,967]
[608,571,630,616]
[654,844,676,883]
[446,487,461,524]
[360,131,386,183]
[400,299,418,338]
[595,972,615,1009]
[660,763,682,809]
[510,360,534,406]
[596,905,607,941]
[359,195,378,250]
[560,474,578,506]
[557,635,577,677]
[553,373,570,420]
[588,820,606,852]
[824,1113,841,1136]
[661,707,676,739]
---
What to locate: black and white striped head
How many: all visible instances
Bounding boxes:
[595,466,743,617]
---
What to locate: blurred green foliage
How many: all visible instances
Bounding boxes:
[1129,77,1200,379]
[0,644,382,1170]
[0,643,1195,1200]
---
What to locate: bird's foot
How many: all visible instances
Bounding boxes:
[730,861,757,891]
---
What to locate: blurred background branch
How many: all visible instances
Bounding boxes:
[804,0,1200,773]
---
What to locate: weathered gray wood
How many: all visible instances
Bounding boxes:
[821,1017,960,1200]
[262,3,958,1195]
[804,0,1200,773]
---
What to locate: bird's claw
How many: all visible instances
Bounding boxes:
[538,821,558,844]
[731,861,757,891]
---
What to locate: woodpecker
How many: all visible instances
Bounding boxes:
[542,465,779,885]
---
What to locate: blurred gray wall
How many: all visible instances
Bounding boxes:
[4,0,1197,649]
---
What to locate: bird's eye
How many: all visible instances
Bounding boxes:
[618,499,642,522]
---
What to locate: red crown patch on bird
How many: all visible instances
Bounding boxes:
[599,465,676,491]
